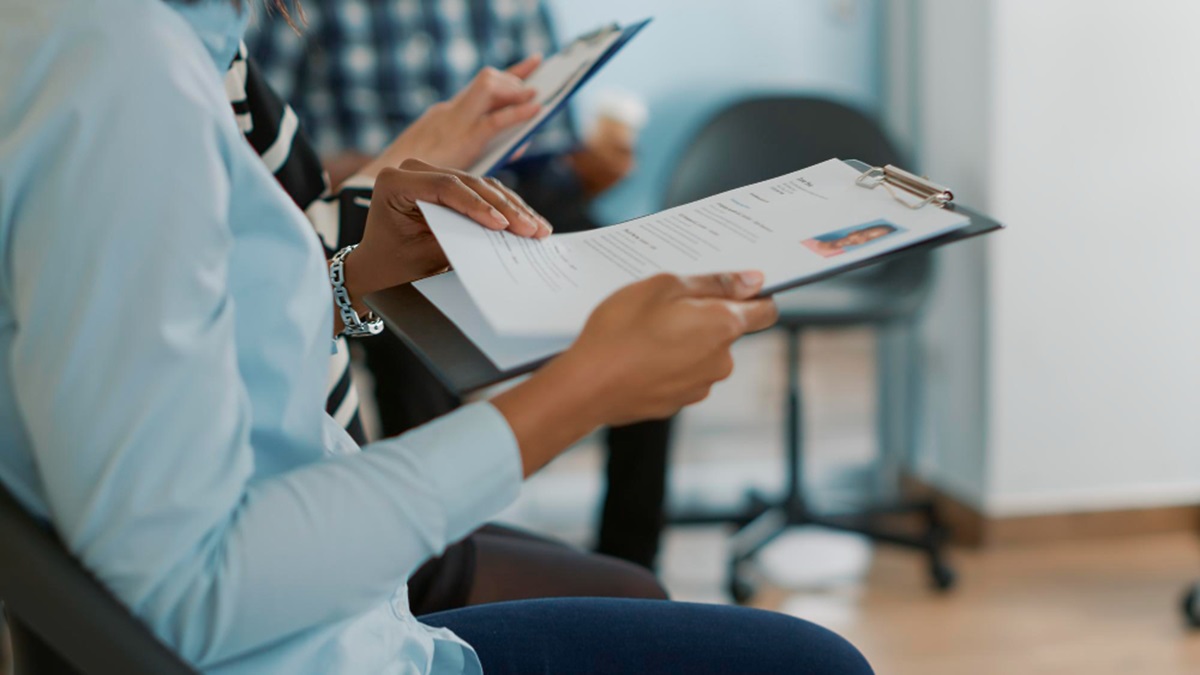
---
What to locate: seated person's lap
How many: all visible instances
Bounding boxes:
[422,598,874,675]
[410,524,667,615]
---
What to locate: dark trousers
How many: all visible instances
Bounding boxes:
[422,598,874,675]
[408,524,667,616]
[362,331,672,569]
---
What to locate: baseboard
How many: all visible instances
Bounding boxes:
[902,474,1200,548]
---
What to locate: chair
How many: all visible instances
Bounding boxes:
[1183,583,1200,628]
[662,96,955,602]
[0,483,195,674]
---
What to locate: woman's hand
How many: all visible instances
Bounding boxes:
[494,271,779,476]
[566,272,778,424]
[336,159,551,331]
[348,55,544,184]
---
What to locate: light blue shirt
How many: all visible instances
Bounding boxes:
[0,1,523,672]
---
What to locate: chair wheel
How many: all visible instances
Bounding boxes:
[728,576,756,605]
[1182,585,1200,629]
[930,562,957,592]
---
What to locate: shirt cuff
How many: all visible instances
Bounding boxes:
[385,402,523,542]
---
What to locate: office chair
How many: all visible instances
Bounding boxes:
[1183,583,1200,628]
[0,483,196,674]
[662,96,954,602]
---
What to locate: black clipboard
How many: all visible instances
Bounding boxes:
[366,159,1004,396]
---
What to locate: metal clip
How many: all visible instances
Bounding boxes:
[856,165,953,210]
[576,23,621,45]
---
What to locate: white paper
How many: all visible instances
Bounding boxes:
[467,28,624,175]
[422,159,970,337]
[414,271,571,370]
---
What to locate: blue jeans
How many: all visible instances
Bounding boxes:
[422,598,874,674]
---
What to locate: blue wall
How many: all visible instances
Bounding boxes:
[551,0,882,222]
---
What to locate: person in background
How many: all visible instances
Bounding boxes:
[248,0,674,572]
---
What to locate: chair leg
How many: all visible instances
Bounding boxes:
[726,328,806,603]
[875,321,915,500]
[784,327,805,510]
[1182,583,1200,628]
[724,323,957,603]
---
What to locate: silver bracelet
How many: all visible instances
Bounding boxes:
[329,245,384,338]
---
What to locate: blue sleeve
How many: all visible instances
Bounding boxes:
[6,12,520,667]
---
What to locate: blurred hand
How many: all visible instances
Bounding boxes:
[341,159,551,316]
[349,56,544,184]
[325,152,373,189]
[563,271,778,425]
[568,117,637,196]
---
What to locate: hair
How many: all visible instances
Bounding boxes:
[266,0,305,30]
[182,1,304,29]
[865,224,898,234]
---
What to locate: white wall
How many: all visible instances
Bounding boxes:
[551,0,881,222]
[882,0,994,507]
[895,0,1200,516]
[986,0,1200,515]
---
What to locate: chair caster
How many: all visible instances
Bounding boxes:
[930,561,957,592]
[1182,585,1200,629]
[727,575,757,605]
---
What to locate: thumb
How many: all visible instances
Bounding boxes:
[506,53,543,80]
[679,271,765,300]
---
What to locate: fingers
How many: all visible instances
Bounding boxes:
[391,161,550,237]
[482,100,542,136]
[460,175,546,237]
[667,271,778,339]
[380,166,511,231]
[488,177,553,237]
[460,66,538,115]
[695,296,778,342]
[427,174,515,231]
[506,53,543,80]
[727,298,780,334]
[678,271,765,300]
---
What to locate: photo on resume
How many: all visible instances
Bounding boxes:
[801,219,906,258]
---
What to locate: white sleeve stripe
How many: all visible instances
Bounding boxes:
[332,379,360,428]
[223,57,248,105]
[260,106,298,174]
[327,337,350,380]
[304,197,340,251]
[235,112,253,133]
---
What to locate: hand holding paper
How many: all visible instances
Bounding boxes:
[342,160,549,327]
[492,269,778,473]
[468,20,652,175]
[348,56,545,184]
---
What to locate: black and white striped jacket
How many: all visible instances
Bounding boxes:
[225,43,369,444]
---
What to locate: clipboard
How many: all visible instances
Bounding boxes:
[468,19,652,175]
[366,159,1004,396]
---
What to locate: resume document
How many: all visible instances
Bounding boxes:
[417,159,969,369]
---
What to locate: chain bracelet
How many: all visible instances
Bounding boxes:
[329,245,384,338]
